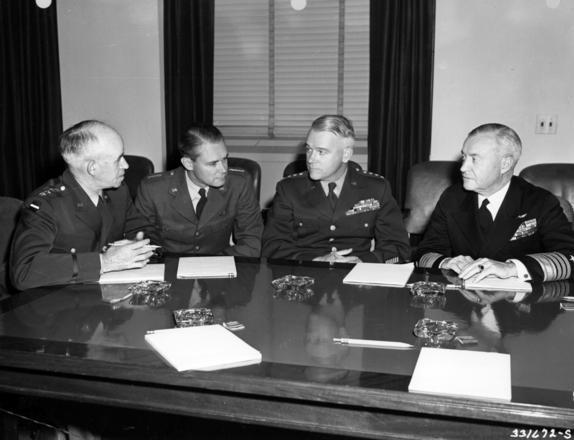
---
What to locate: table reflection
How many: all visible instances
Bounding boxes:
[0,260,572,399]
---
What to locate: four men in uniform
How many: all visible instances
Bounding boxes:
[10,118,574,289]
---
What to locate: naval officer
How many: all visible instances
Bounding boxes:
[415,123,574,282]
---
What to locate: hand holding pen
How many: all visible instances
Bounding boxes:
[100,232,157,273]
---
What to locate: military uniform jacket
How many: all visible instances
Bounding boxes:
[262,166,410,263]
[134,167,263,257]
[415,176,574,282]
[10,170,148,290]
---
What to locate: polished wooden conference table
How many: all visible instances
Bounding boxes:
[0,257,572,438]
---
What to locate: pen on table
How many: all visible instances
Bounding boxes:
[333,338,416,350]
[406,282,463,290]
[107,241,160,250]
[146,328,179,335]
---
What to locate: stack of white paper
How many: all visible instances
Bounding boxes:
[463,276,532,292]
[343,262,415,287]
[408,347,511,401]
[98,264,165,284]
[177,256,237,279]
[145,324,262,372]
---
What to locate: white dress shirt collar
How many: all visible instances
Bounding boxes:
[320,168,348,197]
[478,181,511,220]
[185,173,209,207]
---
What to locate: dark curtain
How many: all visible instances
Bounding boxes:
[164,0,214,170]
[0,0,63,199]
[368,0,435,208]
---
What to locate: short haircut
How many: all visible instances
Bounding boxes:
[178,125,224,160]
[466,123,522,164]
[59,120,111,159]
[309,115,355,142]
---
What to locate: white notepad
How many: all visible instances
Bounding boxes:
[177,256,237,279]
[145,324,262,372]
[463,275,532,292]
[343,262,414,287]
[408,347,511,401]
[98,264,165,284]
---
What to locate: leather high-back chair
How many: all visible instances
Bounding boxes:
[124,155,155,200]
[0,197,22,295]
[282,159,362,177]
[519,163,574,224]
[228,157,262,201]
[403,161,461,239]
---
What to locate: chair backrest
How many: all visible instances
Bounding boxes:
[282,159,362,177]
[403,161,461,235]
[519,164,574,222]
[0,197,22,291]
[555,195,574,224]
[124,155,155,200]
[228,157,262,201]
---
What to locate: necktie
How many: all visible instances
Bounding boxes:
[328,182,338,210]
[195,188,207,219]
[478,198,493,234]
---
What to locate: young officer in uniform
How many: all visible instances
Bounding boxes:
[263,115,410,263]
[135,125,263,257]
[10,120,154,290]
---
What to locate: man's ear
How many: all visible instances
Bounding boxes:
[501,155,513,174]
[86,159,97,177]
[181,156,194,171]
[342,146,353,163]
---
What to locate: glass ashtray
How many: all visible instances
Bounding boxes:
[410,294,447,310]
[128,281,172,308]
[413,318,458,345]
[173,308,214,327]
[271,275,315,302]
[410,281,446,297]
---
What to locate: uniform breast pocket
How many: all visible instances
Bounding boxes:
[294,218,321,238]
[344,211,376,236]
[210,215,234,235]
[508,228,540,251]
[161,222,190,241]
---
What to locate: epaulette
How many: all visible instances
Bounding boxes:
[37,186,63,197]
[359,169,386,180]
[228,167,246,174]
[284,171,307,179]
[145,171,166,179]
[28,182,66,211]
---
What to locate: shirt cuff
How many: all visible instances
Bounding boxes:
[507,259,531,281]
[438,257,450,269]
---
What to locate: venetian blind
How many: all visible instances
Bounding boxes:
[214,0,369,139]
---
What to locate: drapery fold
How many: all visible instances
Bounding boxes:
[164,0,214,170]
[0,0,63,199]
[368,0,435,207]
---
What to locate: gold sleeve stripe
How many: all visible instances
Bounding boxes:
[418,252,443,268]
[384,256,399,264]
[527,252,571,282]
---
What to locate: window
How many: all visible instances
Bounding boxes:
[214,0,369,140]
